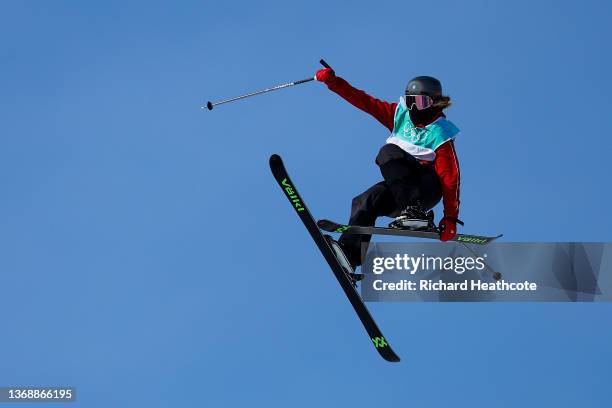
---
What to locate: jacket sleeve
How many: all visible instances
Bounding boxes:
[325,76,396,131]
[434,140,461,219]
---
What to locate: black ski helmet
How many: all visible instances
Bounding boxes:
[405,76,442,98]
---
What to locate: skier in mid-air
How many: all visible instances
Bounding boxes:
[315,67,462,271]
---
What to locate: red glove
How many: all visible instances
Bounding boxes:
[315,67,336,84]
[439,217,463,242]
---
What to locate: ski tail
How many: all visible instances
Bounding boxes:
[270,154,400,363]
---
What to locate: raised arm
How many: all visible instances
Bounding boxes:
[316,68,397,131]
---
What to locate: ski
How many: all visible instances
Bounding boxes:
[317,219,502,245]
[269,154,400,363]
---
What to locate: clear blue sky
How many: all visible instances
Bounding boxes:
[1,0,611,406]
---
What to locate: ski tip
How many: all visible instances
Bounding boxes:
[378,349,400,363]
[488,234,503,243]
[269,154,282,165]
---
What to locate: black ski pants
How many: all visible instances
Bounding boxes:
[338,144,442,267]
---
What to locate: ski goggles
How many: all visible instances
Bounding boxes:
[404,94,434,110]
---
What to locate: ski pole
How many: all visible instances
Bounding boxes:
[203,59,332,110]
[460,242,502,281]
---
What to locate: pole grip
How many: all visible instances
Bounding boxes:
[319,59,332,69]
[319,59,334,76]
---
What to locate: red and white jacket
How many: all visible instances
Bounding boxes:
[326,77,461,219]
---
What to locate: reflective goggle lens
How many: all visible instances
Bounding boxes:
[405,95,434,110]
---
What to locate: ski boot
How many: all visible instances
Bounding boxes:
[323,235,364,287]
[389,202,434,231]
